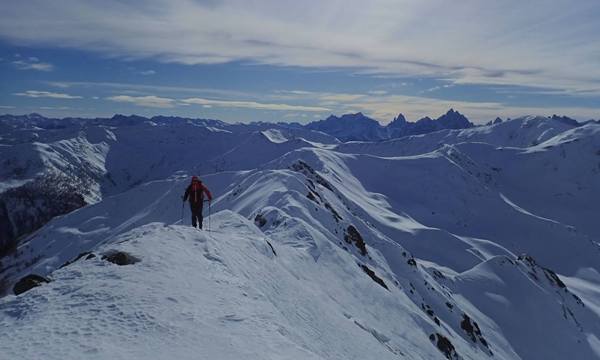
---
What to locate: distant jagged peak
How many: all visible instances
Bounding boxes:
[486,117,504,126]
[387,113,408,128]
[434,108,473,128]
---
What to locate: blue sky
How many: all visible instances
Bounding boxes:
[1,0,599,124]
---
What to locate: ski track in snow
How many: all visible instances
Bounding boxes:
[499,193,562,225]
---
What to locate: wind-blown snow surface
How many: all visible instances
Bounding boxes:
[1,115,600,359]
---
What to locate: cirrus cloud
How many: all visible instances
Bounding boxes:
[12,56,54,71]
[106,95,177,108]
[181,97,329,112]
[0,0,599,95]
[14,90,82,99]
[104,94,329,112]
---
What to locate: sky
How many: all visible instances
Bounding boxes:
[0,0,599,124]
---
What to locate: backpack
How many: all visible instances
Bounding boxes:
[191,181,204,203]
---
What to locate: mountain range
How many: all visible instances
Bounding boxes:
[1,110,599,359]
[305,108,474,141]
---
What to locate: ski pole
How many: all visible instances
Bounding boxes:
[181,197,185,225]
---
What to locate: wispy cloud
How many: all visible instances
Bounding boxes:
[14,90,82,99]
[420,84,455,94]
[318,94,365,103]
[46,80,252,98]
[39,106,70,110]
[283,112,309,118]
[139,69,156,76]
[103,93,330,112]
[106,95,177,108]
[367,90,388,95]
[1,1,599,94]
[12,56,54,71]
[48,82,71,89]
[181,98,329,112]
[0,105,16,109]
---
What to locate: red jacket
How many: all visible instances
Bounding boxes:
[184,181,212,205]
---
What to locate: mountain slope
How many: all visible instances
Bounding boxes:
[335,115,582,157]
[1,114,600,359]
[0,116,337,254]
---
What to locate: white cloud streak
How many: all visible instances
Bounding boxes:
[39,106,70,110]
[46,81,252,98]
[104,94,329,111]
[1,0,599,94]
[181,98,329,112]
[12,57,54,71]
[106,95,177,108]
[14,90,82,99]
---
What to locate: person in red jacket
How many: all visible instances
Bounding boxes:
[183,176,212,229]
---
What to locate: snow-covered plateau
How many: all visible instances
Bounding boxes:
[1,112,600,359]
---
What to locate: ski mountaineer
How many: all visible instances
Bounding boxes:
[182,176,213,229]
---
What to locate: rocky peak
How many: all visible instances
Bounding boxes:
[387,113,408,128]
[436,109,473,129]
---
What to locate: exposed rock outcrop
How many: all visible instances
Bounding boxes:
[13,274,50,295]
[345,225,367,256]
[101,250,140,266]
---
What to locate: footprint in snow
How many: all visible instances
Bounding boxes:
[202,245,225,264]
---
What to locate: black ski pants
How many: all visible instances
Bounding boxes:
[190,201,204,228]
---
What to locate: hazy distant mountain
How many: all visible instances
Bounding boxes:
[548,114,580,127]
[305,109,475,142]
[305,112,388,141]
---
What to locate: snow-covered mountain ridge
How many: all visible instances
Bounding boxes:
[0,114,339,253]
[1,112,600,359]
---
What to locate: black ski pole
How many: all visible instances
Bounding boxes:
[181,197,185,225]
